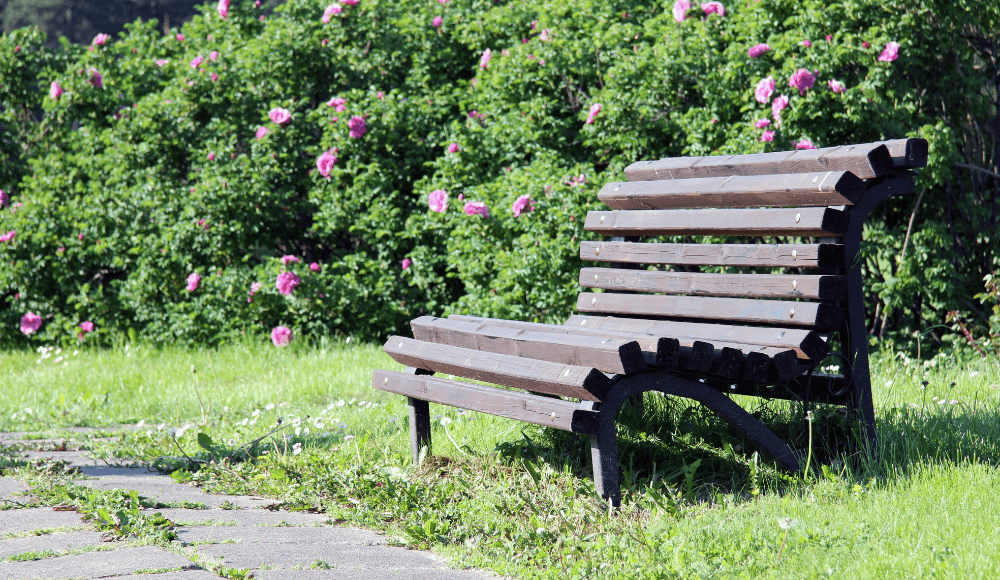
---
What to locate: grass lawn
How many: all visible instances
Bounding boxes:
[2,339,999,579]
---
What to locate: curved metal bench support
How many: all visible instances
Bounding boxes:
[591,371,800,507]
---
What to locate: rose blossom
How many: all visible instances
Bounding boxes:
[0,230,15,243]
[828,79,846,94]
[761,130,775,142]
[771,94,789,126]
[89,69,103,88]
[428,189,448,213]
[186,273,200,291]
[80,321,95,333]
[310,262,321,272]
[754,76,775,103]
[155,59,169,67]
[217,0,230,19]
[323,4,342,23]
[862,41,870,49]
[208,152,215,161]
[701,2,724,16]
[271,326,292,346]
[432,16,442,27]
[401,258,412,270]
[20,312,42,335]
[754,119,770,128]
[585,103,602,124]
[327,97,347,111]
[480,48,492,69]
[190,55,203,68]
[788,68,816,96]
[747,44,770,58]
[447,142,459,153]
[0,190,7,207]
[209,51,219,62]
[281,255,300,265]
[464,201,489,217]
[343,0,358,4]
[269,107,291,124]
[878,41,899,62]
[795,139,817,150]
[347,116,366,138]
[803,39,811,47]
[250,282,263,295]
[256,126,268,140]
[276,272,301,295]
[540,29,550,41]
[49,81,63,100]
[511,194,535,217]
[316,150,337,177]
[673,0,691,22]
[210,72,218,82]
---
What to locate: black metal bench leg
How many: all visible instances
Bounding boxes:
[590,432,621,507]
[408,397,431,464]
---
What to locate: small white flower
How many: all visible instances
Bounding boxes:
[359,400,367,406]
[252,409,261,417]
[24,408,31,415]
[241,418,249,426]
[146,429,153,437]
[777,517,793,530]
[157,423,166,431]
[292,442,303,455]
[227,438,236,446]
[36,346,45,353]
[349,398,356,405]
[336,400,346,407]
[10,413,16,420]
[73,350,79,356]
[54,356,64,364]
[265,403,275,410]
[55,348,62,355]
[344,435,355,441]
[249,418,257,425]
[440,417,452,426]
[970,371,980,378]
[137,419,145,428]
[304,427,310,435]
[937,400,946,405]
[223,406,230,413]
[295,426,302,436]
[175,423,193,437]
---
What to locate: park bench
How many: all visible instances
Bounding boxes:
[372,138,927,506]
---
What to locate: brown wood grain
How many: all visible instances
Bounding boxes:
[598,171,864,210]
[584,207,849,237]
[623,142,893,181]
[579,268,846,300]
[382,336,612,401]
[875,138,928,168]
[444,315,678,368]
[409,316,646,375]
[580,242,844,268]
[564,314,830,361]
[576,292,844,331]
[373,370,599,434]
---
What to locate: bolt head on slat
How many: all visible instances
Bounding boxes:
[789,309,795,318]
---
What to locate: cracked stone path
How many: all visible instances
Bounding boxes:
[0,431,497,580]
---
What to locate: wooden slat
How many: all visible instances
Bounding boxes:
[577,293,844,331]
[580,268,846,300]
[623,142,893,181]
[580,242,844,268]
[564,315,830,361]
[444,315,677,368]
[598,171,864,210]
[875,138,928,168]
[373,370,599,434]
[383,337,612,402]
[584,207,848,237]
[409,316,645,375]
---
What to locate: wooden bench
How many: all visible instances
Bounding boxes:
[372,139,927,506]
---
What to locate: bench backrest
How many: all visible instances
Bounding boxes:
[572,139,927,384]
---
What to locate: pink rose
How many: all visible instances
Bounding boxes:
[878,41,899,62]
[316,150,337,177]
[186,273,200,292]
[761,130,775,142]
[310,262,321,272]
[447,142,459,153]
[0,190,7,207]
[788,68,816,96]
[209,51,219,62]
[862,41,870,49]
[428,189,448,213]
[155,59,169,67]
[540,29,551,41]
[93,33,109,46]
[176,34,185,42]
[511,194,535,217]
[0,230,16,243]
[20,312,42,335]
[803,39,811,47]
[347,116,366,138]
[256,126,268,140]
[79,321,95,333]
[322,4,342,23]
[585,103,602,124]
[432,16,442,27]
[464,201,489,217]
[701,2,725,16]
[480,48,492,69]
[276,272,301,295]
[269,107,291,124]
[673,0,691,22]
[771,94,789,125]
[89,69,103,89]
[828,79,846,94]
[191,55,204,68]
[250,282,263,295]
[271,326,292,346]
[281,255,300,265]
[208,152,215,161]
[754,76,775,103]
[327,97,347,111]
[343,0,358,4]
[377,91,384,99]
[211,73,218,82]
[754,118,770,128]
[795,139,817,150]
[217,0,230,19]
[401,258,412,270]
[49,81,63,100]
[747,44,770,58]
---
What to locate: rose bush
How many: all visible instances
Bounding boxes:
[0,0,997,349]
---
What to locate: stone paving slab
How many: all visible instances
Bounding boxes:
[0,545,195,579]
[0,508,85,536]
[257,571,495,580]
[72,477,278,509]
[154,508,331,527]
[77,465,157,477]
[192,542,448,571]
[0,479,27,501]
[23,451,95,467]
[122,572,219,580]
[0,530,106,559]
[176,526,385,546]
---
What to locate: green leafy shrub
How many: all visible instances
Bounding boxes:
[0,0,997,348]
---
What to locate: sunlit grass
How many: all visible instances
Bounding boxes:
[3,341,1000,579]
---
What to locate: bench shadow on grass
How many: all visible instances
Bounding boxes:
[502,393,1000,505]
